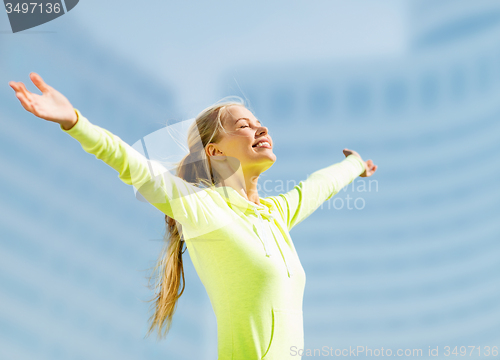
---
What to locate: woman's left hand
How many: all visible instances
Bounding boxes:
[343,149,377,177]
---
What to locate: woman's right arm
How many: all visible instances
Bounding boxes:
[8,73,211,225]
[61,108,205,218]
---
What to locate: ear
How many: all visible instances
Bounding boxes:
[205,144,223,157]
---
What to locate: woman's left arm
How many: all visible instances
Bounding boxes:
[266,150,377,231]
[342,149,377,178]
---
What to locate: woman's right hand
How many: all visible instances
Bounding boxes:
[9,72,78,130]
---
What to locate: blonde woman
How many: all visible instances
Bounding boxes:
[9,73,377,360]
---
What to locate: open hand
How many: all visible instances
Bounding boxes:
[343,148,377,177]
[9,72,77,130]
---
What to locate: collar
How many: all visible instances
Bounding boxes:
[211,186,274,215]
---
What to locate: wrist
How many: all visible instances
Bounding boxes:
[61,109,78,130]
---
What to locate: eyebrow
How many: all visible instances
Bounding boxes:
[235,117,262,125]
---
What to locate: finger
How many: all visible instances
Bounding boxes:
[30,72,51,94]
[18,82,34,101]
[9,81,22,92]
[15,91,35,113]
[10,82,25,99]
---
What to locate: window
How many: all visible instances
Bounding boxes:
[347,83,371,117]
[308,85,333,118]
[385,79,408,114]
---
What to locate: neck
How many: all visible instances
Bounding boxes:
[217,166,262,206]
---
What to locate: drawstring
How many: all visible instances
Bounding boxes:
[253,205,294,277]
[253,206,272,257]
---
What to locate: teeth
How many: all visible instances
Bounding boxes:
[255,141,270,147]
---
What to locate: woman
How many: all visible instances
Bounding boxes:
[9,72,377,360]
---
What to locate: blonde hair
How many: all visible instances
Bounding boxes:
[145,97,247,339]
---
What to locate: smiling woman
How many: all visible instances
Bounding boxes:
[204,105,277,203]
[9,72,377,360]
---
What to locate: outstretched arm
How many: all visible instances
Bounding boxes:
[266,151,377,231]
[8,73,212,226]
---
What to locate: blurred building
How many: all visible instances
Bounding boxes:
[218,0,500,355]
[2,1,500,359]
[0,21,216,360]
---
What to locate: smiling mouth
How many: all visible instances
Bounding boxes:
[252,141,272,149]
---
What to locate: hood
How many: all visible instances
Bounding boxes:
[212,185,273,215]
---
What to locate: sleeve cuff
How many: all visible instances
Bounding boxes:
[344,154,366,176]
[60,108,84,133]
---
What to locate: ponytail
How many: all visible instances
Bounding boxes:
[144,98,246,339]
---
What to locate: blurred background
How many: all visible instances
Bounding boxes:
[1,0,500,359]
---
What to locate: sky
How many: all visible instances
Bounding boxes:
[65,0,409,116]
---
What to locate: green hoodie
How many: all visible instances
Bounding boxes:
[61,109,366,360]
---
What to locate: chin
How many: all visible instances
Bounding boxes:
[261,154,277,171]
[247,152,277,171]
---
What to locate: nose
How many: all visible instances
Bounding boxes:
[257,125,268,136]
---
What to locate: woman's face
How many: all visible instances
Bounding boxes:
[205,105,276,174]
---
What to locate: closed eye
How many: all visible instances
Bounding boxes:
[240,125,249,128]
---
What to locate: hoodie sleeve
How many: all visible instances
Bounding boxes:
[60,108,215,227]
[266,155,366,231]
